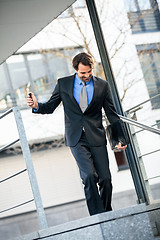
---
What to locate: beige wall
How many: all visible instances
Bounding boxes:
[0,146,84,218]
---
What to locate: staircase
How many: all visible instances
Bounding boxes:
[11,203,160,240]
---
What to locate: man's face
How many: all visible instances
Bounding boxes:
[76,63,93,82]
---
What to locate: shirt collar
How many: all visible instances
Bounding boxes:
[75,73,92,85]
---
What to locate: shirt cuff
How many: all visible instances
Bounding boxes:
[33,105,39,112]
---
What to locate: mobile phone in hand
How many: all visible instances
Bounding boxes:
[28,92,32,99]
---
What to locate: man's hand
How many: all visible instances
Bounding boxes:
[26,92,38,109]
[115,142,127,151]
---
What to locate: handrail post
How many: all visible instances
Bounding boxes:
[13,106,48,229]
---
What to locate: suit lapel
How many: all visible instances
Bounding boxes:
[67,75,98,112]
[85,76,98,112]
[68,74,82,110]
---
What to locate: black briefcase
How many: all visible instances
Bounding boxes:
[106,119,129,150]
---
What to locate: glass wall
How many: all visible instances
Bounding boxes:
[94,0,160,200]
[0,47,83,112]
[124,0,160,33]
[137,43,160,109]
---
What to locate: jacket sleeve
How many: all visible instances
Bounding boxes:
[32,81,62,114]
[102,81,120,124]
[103,81,129,147]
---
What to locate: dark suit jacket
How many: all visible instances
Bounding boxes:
[33,74,121,147]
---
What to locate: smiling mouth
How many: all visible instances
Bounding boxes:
[83,76,92,81]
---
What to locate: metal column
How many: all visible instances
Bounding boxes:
[85,0,150,204]
[3,62,17,107]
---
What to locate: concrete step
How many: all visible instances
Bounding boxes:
[12,203,155,240]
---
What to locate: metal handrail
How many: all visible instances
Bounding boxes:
[133,123,158,135]
[0,169,27,184]
[139,148,160,158]
[0,199,34,214]
[125,93,160,113]
[119,115,160,135]
[145,175,160,181]
[0,108,20,152]
[0,139,20,152]
[0,108,13,119]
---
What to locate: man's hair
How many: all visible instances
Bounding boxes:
[72,52,94,71]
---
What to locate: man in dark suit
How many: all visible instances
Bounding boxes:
[27,52,127,216]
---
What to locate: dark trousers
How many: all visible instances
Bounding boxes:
[70,131,112,215]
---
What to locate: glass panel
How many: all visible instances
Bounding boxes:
[0,65,8,100]
[138,0,151,10]
[95,0,160,202]
[73,0,85,8]
[0,46,83,110]
[124,0,137,12]
[27,54,46,81]
[124,0,151,12]
[6,55,28,90]
[27,54,49,101]
[137,44,160,109]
